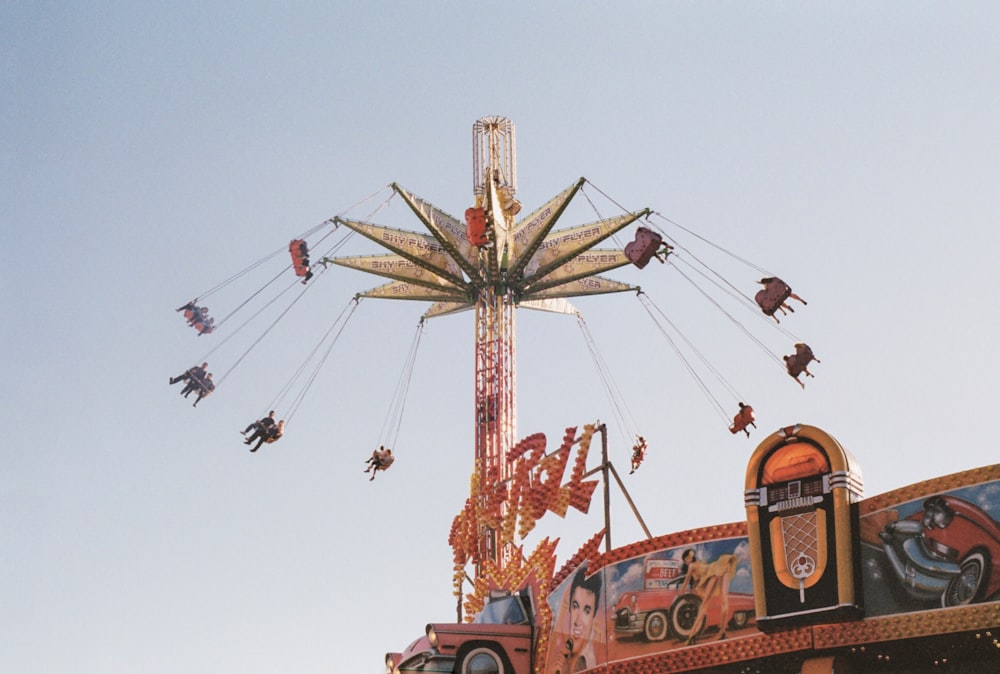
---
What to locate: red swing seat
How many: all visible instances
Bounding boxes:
[729,405,756,434]
[289,239,310,277]
[625,227,664,269]
[755,279,792,315]
[465,207,488,246]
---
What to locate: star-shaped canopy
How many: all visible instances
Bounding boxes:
[328,179,650,318]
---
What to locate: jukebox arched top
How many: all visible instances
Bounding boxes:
[761,443,830,485]
[746,424,863,500]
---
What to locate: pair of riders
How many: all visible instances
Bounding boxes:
[784,342,820,388]
[241,411,285,452]
[169,362,215,406]
[176,301,215,335]
[754,277,807,323]
[364,446,394,481]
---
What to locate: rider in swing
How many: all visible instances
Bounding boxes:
[364,446,395,481]
[630,436,647,474]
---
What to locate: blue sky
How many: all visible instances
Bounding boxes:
[3,3,1000,673]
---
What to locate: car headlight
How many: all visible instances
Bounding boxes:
[922,497,955,529]
[933,504,954,528]
[426,624,438,648]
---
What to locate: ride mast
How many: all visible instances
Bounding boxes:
[329,116,650,578]
[471,117,519,571]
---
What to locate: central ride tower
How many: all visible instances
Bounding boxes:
[470,117,520,571]
[330,116,649,580]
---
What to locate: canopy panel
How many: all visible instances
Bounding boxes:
[335,217,468,287]
[521,275,636,300]
[523,249,631,295]
[331,253,464,292]
[393,184,482,283]
[358,280,470,303]
[507,178,585,278]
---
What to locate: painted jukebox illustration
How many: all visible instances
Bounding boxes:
[744,424,864,630]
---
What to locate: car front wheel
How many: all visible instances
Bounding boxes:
[644,610,669,641]
[460,647,505,674]
[943,551,988,607]
[669,594,704,640]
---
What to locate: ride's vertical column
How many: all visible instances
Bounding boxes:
[471,117,520,577]
[473,287,495,571]
[472,286,518,572]
[496,281,516,570]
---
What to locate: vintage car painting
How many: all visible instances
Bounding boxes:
[613,580,755,642]
[879,494,1000,607]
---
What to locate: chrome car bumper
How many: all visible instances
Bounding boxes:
[395,650,456,674]
[613,608,646,635]
[880,528,960,599]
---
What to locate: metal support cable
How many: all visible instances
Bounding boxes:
[669,260,792,367]
[650,211,775,278]
[576,312,639,451]
[284,298,362,425]
[636,292,729,422]
[379,319,425,448]
[216,277,316,386]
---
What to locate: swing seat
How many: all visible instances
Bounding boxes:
[785,345,815,376]
[465,207,488,246]
[755,280,792,315]
[187,369,213,393]
[785,358,804,377]
[729,406,755,434]
[289,239,310,277]
[794,343,815,361]
[625,227,663,269]
[184,307,213,333]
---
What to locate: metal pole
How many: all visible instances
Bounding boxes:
[601,423,611,553]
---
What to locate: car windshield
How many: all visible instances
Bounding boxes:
[473,596,527,625]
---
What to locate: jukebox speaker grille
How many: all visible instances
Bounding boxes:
[782,511,819,602]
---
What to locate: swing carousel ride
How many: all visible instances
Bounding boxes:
[170,115,817,558]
